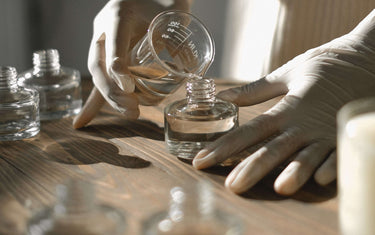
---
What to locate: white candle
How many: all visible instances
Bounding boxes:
[339,112,375,235]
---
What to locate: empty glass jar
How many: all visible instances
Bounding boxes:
[18,49,82,120]
[0,66,40,141]
[142,181,243,235]
[27,179,126,235]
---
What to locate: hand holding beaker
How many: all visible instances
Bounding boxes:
[73,0,194,128]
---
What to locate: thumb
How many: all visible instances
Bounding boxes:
[217,76,288,106]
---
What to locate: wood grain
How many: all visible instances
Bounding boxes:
[0,79,338,234]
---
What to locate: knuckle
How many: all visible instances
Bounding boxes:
[241,77,266,95]
[251,150,270,171]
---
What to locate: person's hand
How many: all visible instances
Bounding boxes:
[73,0,191,129]
[193,10,375,195]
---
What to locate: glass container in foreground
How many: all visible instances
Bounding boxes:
[337,97,375,235]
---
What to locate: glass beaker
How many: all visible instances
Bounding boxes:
[125,10,215,105]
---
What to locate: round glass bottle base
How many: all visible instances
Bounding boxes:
[0,124,39,141]
[166,139,210,160]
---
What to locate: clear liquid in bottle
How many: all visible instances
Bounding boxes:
[164,77,238,160]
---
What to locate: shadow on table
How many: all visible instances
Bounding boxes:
[239,167,337,203]
[43,138,151,168]
[26,117,166,169]
[77,113,164,141]
[200,165,337,203]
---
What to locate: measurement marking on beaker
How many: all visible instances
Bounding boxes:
[171,39,181,46]
[179,24,192,35]
[174,35,184,42]
[171,33,192,55]
[165,22,194,56]
[171,40,180,51]
[176,31,192,44]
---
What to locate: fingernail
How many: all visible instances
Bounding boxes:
[115,105,127,114]
[115,73,135,93]
[113,104,139,119]
[110,58,135,93]
[107,94,127,113]
[227,175,247,194]
[192,151,215,169]
[195,149,210,159]
[225,171,237,188]
[110,68,135,93]
[111,57,126,73]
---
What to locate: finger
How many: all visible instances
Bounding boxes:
[88,35,140,118]
[224,128,307,194]
[192,113,282,170]
[273,142,333,195]
[217,77,288,106]
[193,97,292,169]
[314,150,337,186]
[73,87,105,129]
[106,15,135,93]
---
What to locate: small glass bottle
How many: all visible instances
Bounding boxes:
[18,49,82,120]
[0,66,40,141]
[27,179,126,235]
[164,77,238,160]
[142,181,243,235]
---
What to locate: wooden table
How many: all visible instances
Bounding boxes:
[0,79,338,235]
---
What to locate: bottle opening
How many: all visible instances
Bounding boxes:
[187,77,216,105]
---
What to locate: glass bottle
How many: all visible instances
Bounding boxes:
[0,66,40,141]
[27,179,126,235]
[142,181,243,235]
[164,77,238,160]
[18,49,82,120]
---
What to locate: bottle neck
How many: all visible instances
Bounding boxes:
[0,66,18,89]
[33,49,61,72]
[186,77,216,106]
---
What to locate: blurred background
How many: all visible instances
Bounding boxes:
[1,0,374,81]
[1,0,231,79]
